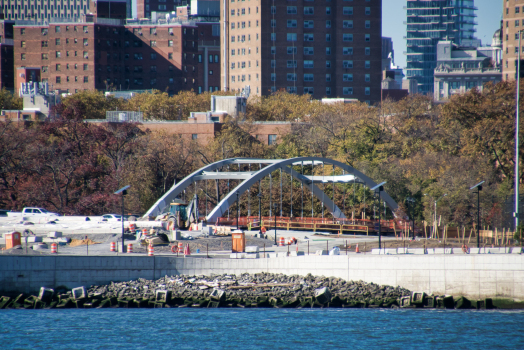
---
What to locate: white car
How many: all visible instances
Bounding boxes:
[102,214,123,222]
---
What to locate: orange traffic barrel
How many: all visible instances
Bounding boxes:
[127,243,133,253]
[110,242,116,252]
[51,243,57,254]
[178,242,183,253]
[142,228,148,236]
[279,237,285,247]
[148,244,154,256]
[129,223,137,233]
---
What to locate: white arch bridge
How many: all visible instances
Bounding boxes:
[144,157,398,222]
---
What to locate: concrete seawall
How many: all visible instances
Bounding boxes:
[1,255,523,300]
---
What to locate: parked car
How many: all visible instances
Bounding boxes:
[0,209,10,217]
[102,214,123,222]
[6,207,60,217]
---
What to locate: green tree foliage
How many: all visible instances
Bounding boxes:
[0,88,22,110]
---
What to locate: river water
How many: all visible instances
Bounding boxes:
[1,308,523,349]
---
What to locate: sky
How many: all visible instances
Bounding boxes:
[383,0,503,69]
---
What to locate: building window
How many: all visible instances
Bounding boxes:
[326,74,331,82]
[343,60,353,68]
[365,87,371,95]
[343,7,353,15]
[303,87,314,94]
[365,47,370,55]
[343,34,353,42]
[304,7,314,15]
[304,74,314,82]
[56,38,61,45]
[271,73,276,81]
[288,20,297,28]
[287,73,297,81]
[21,53,26,60]
[42,66,48,73]
[21,28,26,35]
[168,53,173,59]
[326,21,331,28]
[55,51,61,58]
[287,87,297,94]
[56,76,61,84]
[343,74,353,82]
[343,87,353,95]
[365,74,370,82]
[55,26,60,33]
[365,34,370,42]
[365,20,371,29]
[151,53,157,60]
[84,76,89,83]
[365,7,371,15]
[326,61,331,68]
[326,7,331,15]
[304,20,314,29]
[343,20,353,29]
[304,47,314,55]
[304,60,313,68]
[326,34,331,42]
[41,41,48,47]
[287,33,297,41]
[150,41,156,47]
[365,60,370,68]
[287,47,297,54]
[42,54,48,60]
[326,87,331,95]
[304,34,314,41]
[56,64,61,71]
[268,135,277,145]
[343,47,353,55]
[326,47,331,55]
[21,41,26,48]
[271,6,276,14]
[287,60,297,68]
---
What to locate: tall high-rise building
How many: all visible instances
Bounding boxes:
[405,0,477,95]
[502,1,524,81]
[221,0,382,104]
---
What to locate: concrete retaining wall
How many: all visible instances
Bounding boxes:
[1,255,523,300]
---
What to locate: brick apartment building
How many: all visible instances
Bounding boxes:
[502,0,524,81]
[220,0,382,104]
[12,17,204,94]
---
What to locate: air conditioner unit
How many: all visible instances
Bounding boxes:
[84,43,88,46]
[169,32,174,36]
[84,30,88,33]
[138,32,143,36]
[43,32,47,35]
[153,32,157,35]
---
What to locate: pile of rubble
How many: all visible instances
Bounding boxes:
[0,273,494,309]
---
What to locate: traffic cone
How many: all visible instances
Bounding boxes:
[355,244,360,253]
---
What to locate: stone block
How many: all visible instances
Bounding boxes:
[426,249,435,254]
[38,287,54,302]
[314,287,332,304]
[245,253,260,259]
[511,247,522,254]
[210,288,225,302]
[411,249,426,255]
[399,296,411,308]
[47,231,62,238]
[315,250,328,256]
[371,249,381,255]
[397,248,407,254]
[289,251,305,257]
[423,296,435,308]
[245,246,259,253]
[229,253,242,259]
[384,249,397,255]
[155,290,171,303]
[72,286,86,300]
[268,253,278,258]
[411,291,425,305]
[487,248,501,254]
[329,247,340,255]
[26,236,42,243]
[434,248,453,254]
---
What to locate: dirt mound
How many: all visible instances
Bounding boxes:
[69,239,101,247]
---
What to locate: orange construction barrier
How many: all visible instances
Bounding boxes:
[355,244,360,253]
[142,228,148,236]
[148,244,154,256]
[279,237,285,247]
[127,243,133,253]
[129,223,137,233]
[110,242,116,252]
[178,242,183,253]
[51,243,57,254]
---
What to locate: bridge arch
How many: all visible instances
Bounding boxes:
[144,157,398,221]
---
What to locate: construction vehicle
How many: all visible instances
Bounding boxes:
[154,195,199,230]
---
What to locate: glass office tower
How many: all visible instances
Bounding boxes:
[405,0,477,94]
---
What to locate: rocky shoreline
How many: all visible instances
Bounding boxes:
[0,273,502,310]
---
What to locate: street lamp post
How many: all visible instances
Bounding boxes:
[371,182,386,249]
[274,203,278,246]
[114,185,130,253]
[257,192,262,235]
[516,30,522,232]
[470,181,485,249]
